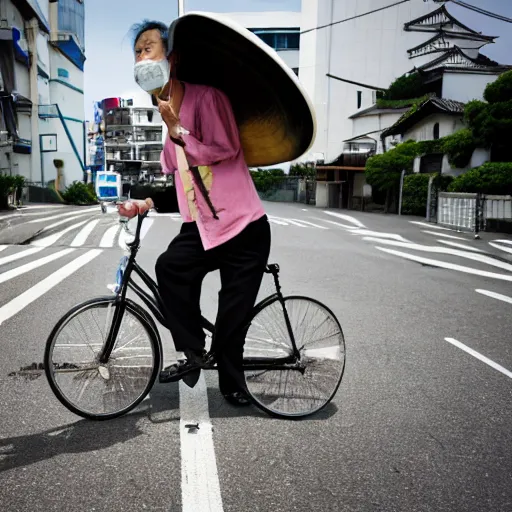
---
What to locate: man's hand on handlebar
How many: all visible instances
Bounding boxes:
[117,198,154,219]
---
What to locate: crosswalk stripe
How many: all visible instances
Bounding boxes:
[0,249,102,326]
[422,230,467,241]
[323,211,366,228]
[364,237,512,273]
[0,248,75,285]
[31,219,89,247]
[0,246,7,253]
[100,224,121,248]
[376,247,512,282]
[70,219,101,247]
[269,218,288,226]
[0,247,44,267]
[41,212,98,231]
[27,207,98,224]
[475,289,512,305]
[312,218,358,230]
[287,218,328,229]
[438,240,486,253]
[489,241,512,255]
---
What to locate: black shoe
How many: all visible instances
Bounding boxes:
[222,390,252,407]
[159,350,209,386]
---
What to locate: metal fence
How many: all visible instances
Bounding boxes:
[437,192,512,233]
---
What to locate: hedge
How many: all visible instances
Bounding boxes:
[448,162,512,195]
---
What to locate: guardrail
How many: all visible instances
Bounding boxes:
[437,192,512,234]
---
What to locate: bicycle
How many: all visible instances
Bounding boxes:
[44,212,346,420]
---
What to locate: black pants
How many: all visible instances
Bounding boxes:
[155,215,271,392]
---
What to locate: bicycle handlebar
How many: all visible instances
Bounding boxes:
[120,210,149,249]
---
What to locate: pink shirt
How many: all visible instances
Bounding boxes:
[160,83,266,250]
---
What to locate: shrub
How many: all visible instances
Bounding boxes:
[383,73,427,101]
[401,173,430,216]
[441,129,477,168]
[0,174,16,209]
[61,181,98,205]
[448,162,512,195]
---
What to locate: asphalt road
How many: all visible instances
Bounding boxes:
[0,201,511,512]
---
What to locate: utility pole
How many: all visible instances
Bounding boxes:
[178,0,185,16]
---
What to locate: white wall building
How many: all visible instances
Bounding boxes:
[224,12,301,75]
[0,0,86,192]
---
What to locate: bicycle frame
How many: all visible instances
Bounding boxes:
[99,213,301,370]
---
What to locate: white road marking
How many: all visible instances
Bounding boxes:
[28,207,98,224]
[410,221,454,231]
[312,218,358,230]
[350,229,408,242]
[281,218,311,227]
[268,217,288,226]
[0,247,44,267]
[302,208,308,211]
[0,248,75,284]
[489,241,512,255]
[41,212,97,231]
[376,247,512,282]
[70,219,101,247]
[323,211,366,228]
[31,219,89,247]
[18,205,65,210]
[140,218,154,240]
[438,240,486,253]
[475,289,512,305]
[287,218,328,229]
[0,246,7,253]
[422,230,467,240]
[179,375,224,512]
[445,338,512,379]
[148,212,181,218]
[100,224,121,248]
[0,249,102,326]
[365,238,512,273]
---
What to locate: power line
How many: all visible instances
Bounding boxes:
[301,0,411,35]
[449,0,512,23]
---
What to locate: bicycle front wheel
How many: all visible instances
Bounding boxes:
[45,297,160,420]
[244,296,345,418]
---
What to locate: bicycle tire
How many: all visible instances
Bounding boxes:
[44,297,161,421]
[243,295,345,419]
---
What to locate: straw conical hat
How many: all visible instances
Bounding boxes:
[167,12,316,167]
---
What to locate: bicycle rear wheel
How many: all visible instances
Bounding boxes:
[45,297,160,420]
[243,296,345,418]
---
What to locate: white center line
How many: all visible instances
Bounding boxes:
[0,249,102,326]
[0,248,75,284]
[31,219,89,247]
[475,289,512,305]
[180,375,224,512]
[0,247,44,267]
[70,219,101,247]
[100,224,121,248]
[445,338,512,379]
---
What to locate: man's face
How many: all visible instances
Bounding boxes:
[134,29,166,63]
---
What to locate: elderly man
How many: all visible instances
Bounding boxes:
[118,20,270,406]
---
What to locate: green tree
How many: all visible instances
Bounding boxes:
[365,140,418,212]
[464,70,512,161]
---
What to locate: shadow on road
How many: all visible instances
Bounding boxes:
[0,411,146,473]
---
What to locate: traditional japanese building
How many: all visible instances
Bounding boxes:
[300,0,510,209]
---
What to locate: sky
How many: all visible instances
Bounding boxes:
[83,0,512,121]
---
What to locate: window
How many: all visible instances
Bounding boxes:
[357,91,362,109]
[433,122,440,140]
[252,29,300,51]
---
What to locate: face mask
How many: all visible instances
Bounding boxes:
[134,58,170,95]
